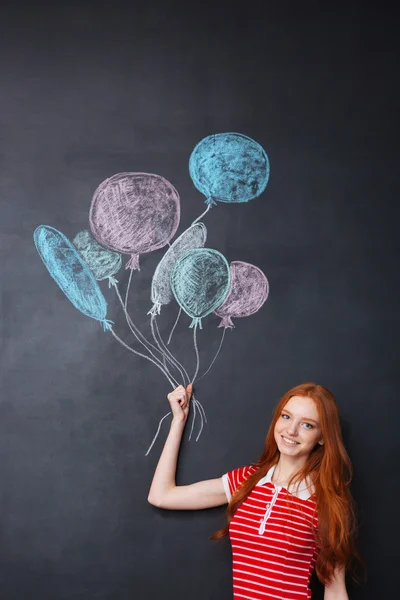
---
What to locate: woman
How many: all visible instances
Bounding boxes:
[148,382,362,599]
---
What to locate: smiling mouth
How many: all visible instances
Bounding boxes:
[281,436,300,445]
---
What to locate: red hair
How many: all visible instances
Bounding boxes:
[213,383,364,586]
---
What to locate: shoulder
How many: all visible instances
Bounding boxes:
[222,464,258,502]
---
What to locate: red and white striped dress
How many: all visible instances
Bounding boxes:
[222,465,319,600]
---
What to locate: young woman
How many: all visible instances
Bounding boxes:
[148,382,362,600]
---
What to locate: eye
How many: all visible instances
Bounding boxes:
[281,413,290,420]
[302,422,313,429]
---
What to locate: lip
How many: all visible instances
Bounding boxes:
[281,435,300,446]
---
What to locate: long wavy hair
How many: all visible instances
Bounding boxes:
[212,383,364,586]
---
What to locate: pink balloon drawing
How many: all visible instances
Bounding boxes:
[214,261,269,328]
[89,172,180,270]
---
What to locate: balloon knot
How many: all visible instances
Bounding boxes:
[101,319,114,331]
[108,276,118,288]
[147,303,161,316]
[189,317,203,330]
[205,197,217,206]
[125,254,140,270]
[218,316,235,329]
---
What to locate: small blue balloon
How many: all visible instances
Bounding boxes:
[34,225,112,330]
[170,248,230,329]
[189,132,270,206]
[73,229,122,288]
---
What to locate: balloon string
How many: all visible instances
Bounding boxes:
[192,325,200,384]
[145,396,205,455]
[112,292,207,451]
[188,395,197,442]
[191,203,211,226]
[145,412,172,456]
[153,316,207,427]
[153,315,189,385]
[194,397,205,441]
[114,284,175,376]
[124,268,134,309]
[150,314,186,385]
[109,329,176,388]
[196,327,226,382]
[167,307,182,345]
[152,314,207,441]
[116,287,206,450]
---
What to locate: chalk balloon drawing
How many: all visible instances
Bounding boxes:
[149,222,207,316]
[215,261,269,329]
[89,172,180,270]
[171,248,230,330]
[73,229,122,287]
[34,225,113,330]
[33,132,272,454]
[189,132,270,207]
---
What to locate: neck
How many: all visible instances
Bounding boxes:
[272,454,307,484]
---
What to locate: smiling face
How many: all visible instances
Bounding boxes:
[274,395,324,459]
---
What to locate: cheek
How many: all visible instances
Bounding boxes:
[305,431,321,445]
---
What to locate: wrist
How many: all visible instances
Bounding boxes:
[170,415,186,428]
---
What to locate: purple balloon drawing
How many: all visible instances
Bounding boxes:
[89,172,180,270]
[214,261,269,328]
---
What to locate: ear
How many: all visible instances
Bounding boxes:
[318,438,324,446]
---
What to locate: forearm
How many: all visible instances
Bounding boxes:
[324,567,348,600]
[148,419,185,506]
[324,590,348,600]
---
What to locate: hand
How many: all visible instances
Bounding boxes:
[167,384,193,424]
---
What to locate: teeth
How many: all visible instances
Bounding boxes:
[283,436,298,445]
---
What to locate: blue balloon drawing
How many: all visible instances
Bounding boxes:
[73,229,122,288]
[189,132,270,206]
[34,225,113,330]
[170,248,230,329]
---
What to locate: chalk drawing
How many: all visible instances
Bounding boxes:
[170,248,231,330]
[34,225,113,331]
[89,172,180,270]
[194,261,269,379]
[73,229,122,287]
[215,261,269,329]
[33,131,271,455]
[189,132,270,207]
[149,222,207,316]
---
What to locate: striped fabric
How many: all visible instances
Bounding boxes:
[222,465,319,600]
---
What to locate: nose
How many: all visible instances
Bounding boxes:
[287,421,298,436]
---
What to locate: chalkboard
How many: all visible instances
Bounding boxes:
[0,2,398,599]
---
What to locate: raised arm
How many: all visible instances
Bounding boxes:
[148,384,227,510]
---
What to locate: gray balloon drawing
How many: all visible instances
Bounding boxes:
[149,222,207,315]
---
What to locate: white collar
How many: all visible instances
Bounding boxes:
[256,465,315,500]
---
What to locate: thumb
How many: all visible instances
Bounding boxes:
[186,383,193,398]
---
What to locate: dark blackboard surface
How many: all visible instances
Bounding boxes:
[1,2,399,598]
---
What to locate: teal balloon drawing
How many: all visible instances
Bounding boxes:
[73,229,122,287]
[170,248,230,329]
[34,225,112,330]
[149,222,207,316]
[189,132,270,206]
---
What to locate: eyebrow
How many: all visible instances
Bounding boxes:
[282,409,319,425]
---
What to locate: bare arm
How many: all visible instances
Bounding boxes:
[324,567,348,600]
[148,385,228,510]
